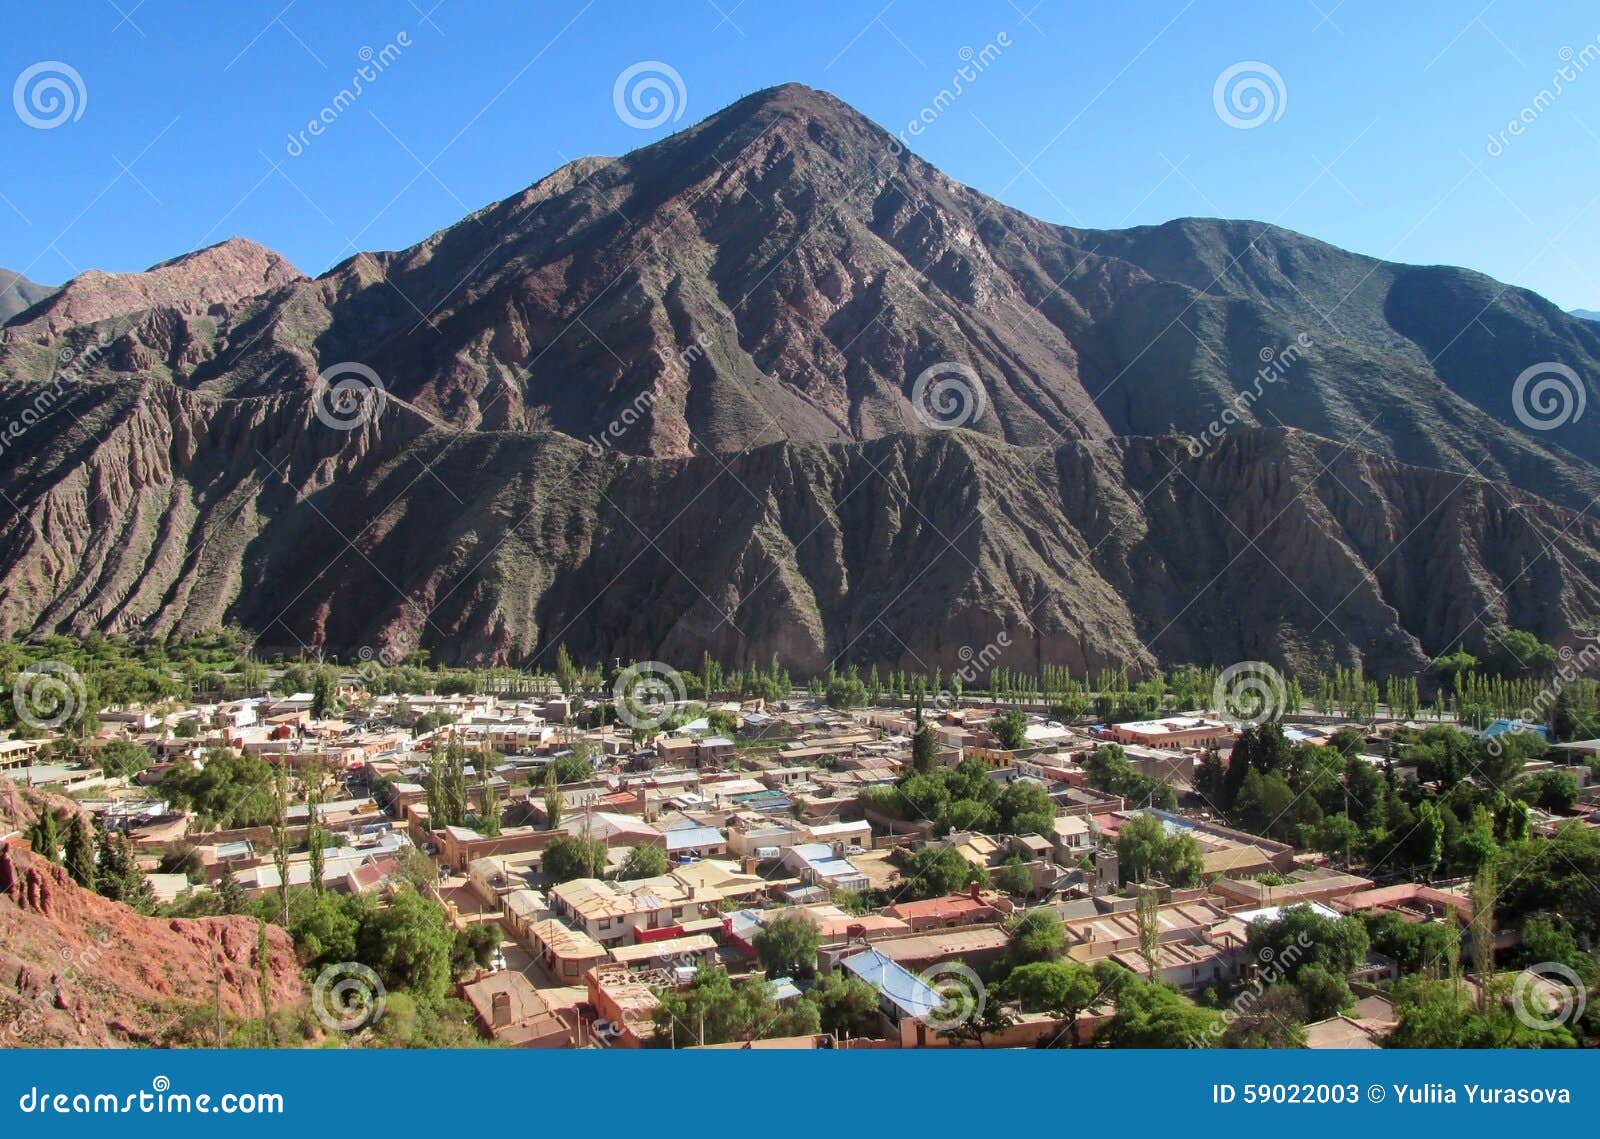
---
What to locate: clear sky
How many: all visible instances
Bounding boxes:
[4,0,1600,310]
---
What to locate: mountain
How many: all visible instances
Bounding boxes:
[0,270,53,324]
[1572,309,1600,322]
[0,83,1597,676]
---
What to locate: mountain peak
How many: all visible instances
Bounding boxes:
[8,236,301,337]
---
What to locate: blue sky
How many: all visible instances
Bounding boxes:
[4,0,1600,309]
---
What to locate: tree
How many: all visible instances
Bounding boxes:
[160,747,278,829]
[617,843,669,881]
[355,890,455,1003]
[1388,975,1575,1048]
[63,813,96,889]
[25,808,61,862]
[651,967,819,1046]
[1246,907,1370,981]
[1003,960,1105,1045]
[95,739,152,779]
[901,845,985,900]
[1005,908,1066,968]
[542,763,563,830]
[1220,986,1309,1048]
[994,856,1034,897]
[1294,964,1353,1021]
[990,710,1028,750]
[809,971,881,1037]
[310,668,339,719]
[910,700,940,774]
[550,752,595,784]
[95,826,155,913]
[542,835,606,883]
[477,770,503,837]
[290,890,365,967]
[1115,812,1202,886]
[993,780,1054,836]
[1096,969,1225,1047]
[752,913,820,980]
[452,921,504,974]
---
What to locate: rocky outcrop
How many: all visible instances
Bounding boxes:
[0,787,304,1048]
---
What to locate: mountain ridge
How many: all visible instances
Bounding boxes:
[1,84,1597,675]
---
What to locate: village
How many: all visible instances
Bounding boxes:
[5,648,1598,1050]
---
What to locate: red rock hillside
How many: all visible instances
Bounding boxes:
[0,782,305,1047]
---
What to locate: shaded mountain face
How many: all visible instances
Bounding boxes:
[0,84,1597,675]
[0,269,54,324]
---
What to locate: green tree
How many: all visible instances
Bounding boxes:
[1003,959,1105,1045]
[752,913,821,979]
[994,856,1034,896]
[25,808,61,862]
[542,763,563,830]
[993,780,1054,836]
[617,843,669,881]
[1005,908,1066,968]
[809,971,881,1037]
[542,834,606,883]
[990,710,1028,750]
[355,890,455,1003]
[1096,968,1225,1047]
[63,813,96,889]
[901,845,985,900]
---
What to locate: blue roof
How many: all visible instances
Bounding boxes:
[664,825,725,851]
[841,948,944,1020]
[1482,718,1550,741]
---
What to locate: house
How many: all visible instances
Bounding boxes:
[460,970,572,1048]
[527,918,609,981]
[883,890,1007,931]
[1105,715,1235,750]
[585,964,661,1048]
[838,946,946,1043]
[663,824,727,861]
[873,925,1010,974]
[780,843,868,894]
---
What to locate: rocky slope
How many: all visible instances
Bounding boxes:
[0,783,304,1047]
[0,84,1597,675]
[0,270,53,324]
[0,374,1594,677]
